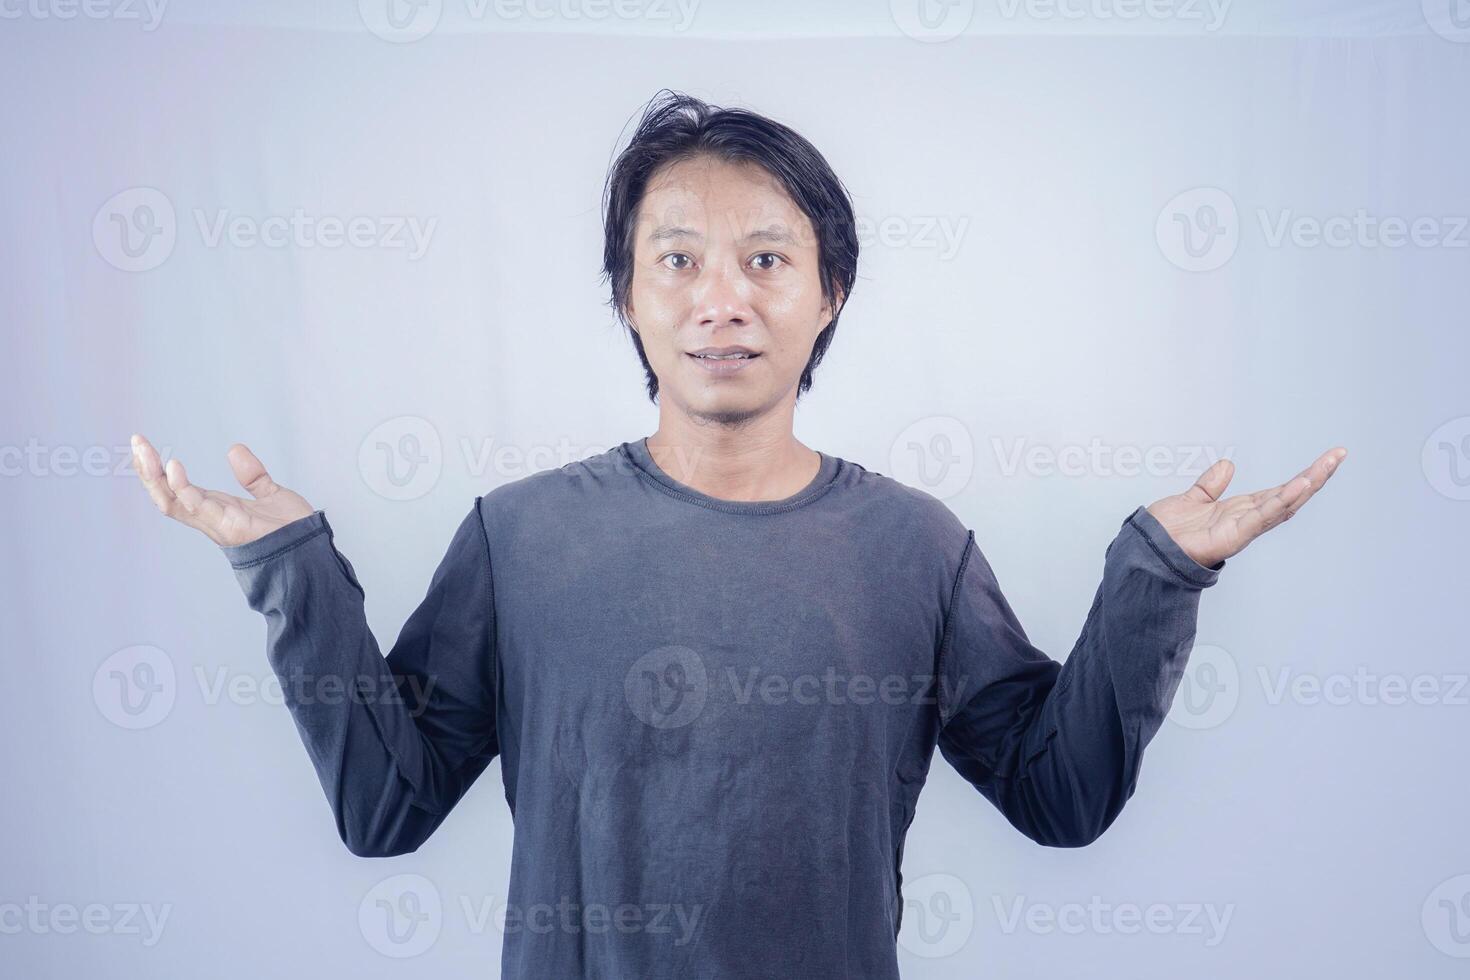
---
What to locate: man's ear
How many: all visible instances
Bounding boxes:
[821,285,846,326]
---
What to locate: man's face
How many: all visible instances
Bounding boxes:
[626,155,835,425]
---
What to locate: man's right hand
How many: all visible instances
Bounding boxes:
[129,433,315,547]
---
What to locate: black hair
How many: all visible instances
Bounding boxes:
[600,90,860,403]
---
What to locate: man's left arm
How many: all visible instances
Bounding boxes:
[935,447,1346,846]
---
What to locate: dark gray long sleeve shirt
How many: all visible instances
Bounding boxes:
[221,436,1222,979]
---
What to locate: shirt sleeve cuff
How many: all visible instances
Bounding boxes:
[1121,505,1224,588]
[219,511,330,568]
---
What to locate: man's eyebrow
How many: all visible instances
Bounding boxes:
[645,224,799,246]
[648,225,700,244]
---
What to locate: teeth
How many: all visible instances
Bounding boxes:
[694,353,752,360]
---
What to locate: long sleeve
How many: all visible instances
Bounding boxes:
[935,504,1223,848]
[221,501,499,858]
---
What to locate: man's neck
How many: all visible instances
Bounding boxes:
[645,407,821,503]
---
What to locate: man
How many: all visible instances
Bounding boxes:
[129,91,1345,978]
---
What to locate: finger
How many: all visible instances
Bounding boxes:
[1233,477,1307,543]
[164,457,208,515]
[227,443,279,499]
[1185,457,1235,503]
[164,457,240,536]
[1247,446,1347,510]
[131,434,186,518]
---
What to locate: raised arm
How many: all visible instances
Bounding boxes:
[935,447,1346,847]
[130,434,499,857]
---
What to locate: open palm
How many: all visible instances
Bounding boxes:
[1147,446,1347,569]
[129,433,314,547]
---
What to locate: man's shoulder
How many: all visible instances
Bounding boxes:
[827,455,972,550]
[475,442,633,516]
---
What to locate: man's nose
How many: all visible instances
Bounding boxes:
[692,264,754,330]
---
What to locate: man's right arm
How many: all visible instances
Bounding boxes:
[221,503,499,857]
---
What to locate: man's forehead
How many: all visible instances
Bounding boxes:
[635,201,814,246]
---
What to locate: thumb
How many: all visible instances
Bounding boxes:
[1186,457,1234,503]
[228,443,279,499]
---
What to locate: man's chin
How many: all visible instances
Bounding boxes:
[672,391,768,428]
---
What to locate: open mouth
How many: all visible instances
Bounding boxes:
[686,346,760,375]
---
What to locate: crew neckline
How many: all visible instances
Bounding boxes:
[620,436,843,515]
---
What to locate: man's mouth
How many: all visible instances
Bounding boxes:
[686,346,760,375]
[687,346,760,361]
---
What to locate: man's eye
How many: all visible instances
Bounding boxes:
[661,253,694,271]
[750,252,784,272]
